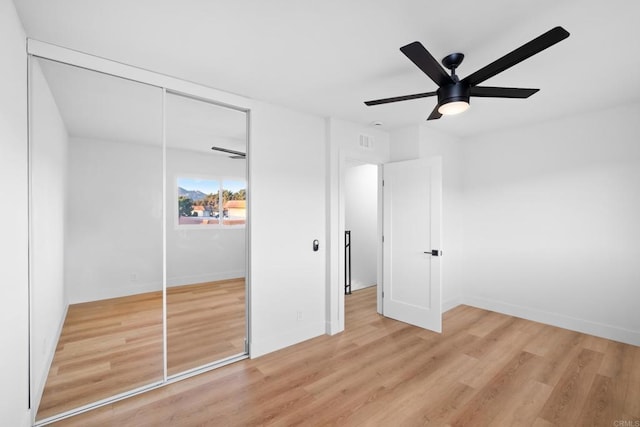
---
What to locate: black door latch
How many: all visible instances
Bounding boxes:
[424,250,442,256]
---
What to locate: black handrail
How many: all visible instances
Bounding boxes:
[345,230,351,295]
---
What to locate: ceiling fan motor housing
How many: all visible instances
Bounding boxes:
[437,82,470,107]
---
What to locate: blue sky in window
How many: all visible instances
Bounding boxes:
[178,177,219,195]
[178,177,246,194]
[223,180,246,192]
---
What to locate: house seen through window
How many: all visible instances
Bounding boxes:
[177,177,246,226]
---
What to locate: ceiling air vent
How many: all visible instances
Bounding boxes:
[359,134,374,150]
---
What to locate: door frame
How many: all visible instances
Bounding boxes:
[333,151,444,334]
[335,151,385,333]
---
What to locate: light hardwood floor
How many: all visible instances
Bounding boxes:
[37,279,246,421]
[49,287,639,426]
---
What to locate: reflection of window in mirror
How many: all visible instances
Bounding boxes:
[222,179,247,225]
[177,176,246,227]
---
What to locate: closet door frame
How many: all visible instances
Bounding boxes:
[27,39,252,426]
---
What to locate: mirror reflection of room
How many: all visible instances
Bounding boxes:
[30,57,164,421]
[165,92,247,376]
[30,57,247,422]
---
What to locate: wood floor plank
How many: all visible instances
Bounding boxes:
[576,373,615,426]
[538,347,605,425]
[458,328,536,389]
[529,328,586,387]
[346,353,479,426]
[48,287,640,426]
[489,379,554,427]
[451,351,543,426]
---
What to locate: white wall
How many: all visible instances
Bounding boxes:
[65,137,164,302]
[389,125,466,310]
[250,102,327,356]
[30,58,69,413]
[0,0,30,424]
[344,163,378,290]
[166,147,246,286]
[461,103,640,345]
[389,125,420,162]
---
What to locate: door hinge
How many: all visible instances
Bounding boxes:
[382,179,385,186]
[244,338,249,354]
[382,291,385,298]
[382,235,384,243]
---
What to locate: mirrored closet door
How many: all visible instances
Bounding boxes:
[165,93,247,376]
[29,55,249,423]
[30,57,165,421]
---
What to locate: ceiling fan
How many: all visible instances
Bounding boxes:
[365,26,570,120]
[211,146,246,159]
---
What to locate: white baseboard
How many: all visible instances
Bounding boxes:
[325,320,343,336]
[167,271,245,287]
[461,295,640,347]
[69,281,162,304]
[69,271,245,303]
[350,282,376,292]
[443,296,462,313]
[250,321,326,358]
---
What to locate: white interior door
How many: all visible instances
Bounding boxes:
[382,157,442,332]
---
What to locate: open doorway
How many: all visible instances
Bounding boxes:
[343,160,381,327]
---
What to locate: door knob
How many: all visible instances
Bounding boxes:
[424,250,442,256]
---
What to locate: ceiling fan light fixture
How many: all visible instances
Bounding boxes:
[438,100,470,115]
[436,82,470,116]
[364,26,569,121]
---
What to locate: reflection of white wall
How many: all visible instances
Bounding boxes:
[64,137,247,302]
[166,148,246,286]
[0,2,30,424]
[65,137,164,303]
[30,59,69,412]
[345,164,378,290]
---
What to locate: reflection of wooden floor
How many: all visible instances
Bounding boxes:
[36,279,245,421]
[54,287,640,426]
[167,279,246,375]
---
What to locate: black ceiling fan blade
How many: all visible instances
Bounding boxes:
[365,91,437,106]
[427,104,442,121]
[211,146,246,157]
[470,86,539,98]
[400,41,454,87]
[462,26,570,87]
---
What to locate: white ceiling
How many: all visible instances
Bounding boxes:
[16,0,640,138]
